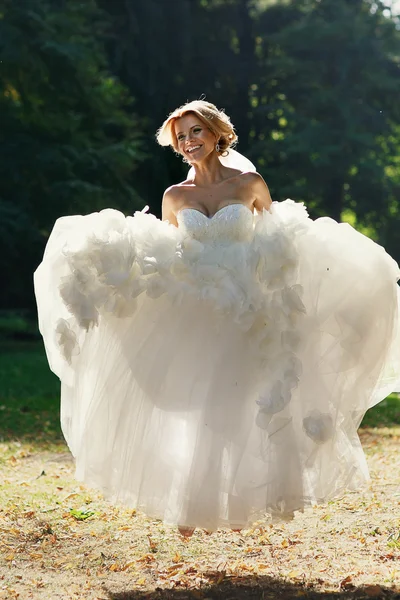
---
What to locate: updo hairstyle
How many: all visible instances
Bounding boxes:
[156,100,238,155]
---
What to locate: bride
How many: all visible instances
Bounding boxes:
[34,100,400,536]
[158,102,272,224]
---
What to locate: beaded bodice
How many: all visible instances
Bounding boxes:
[177,203,254,243]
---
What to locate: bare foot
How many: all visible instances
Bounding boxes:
[178,526,195,538]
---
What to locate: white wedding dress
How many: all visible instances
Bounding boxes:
[34,200,400,530]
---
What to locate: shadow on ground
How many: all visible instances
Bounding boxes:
[106,577,400,599]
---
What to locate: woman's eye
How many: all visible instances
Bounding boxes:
[177,135,185,141]
[193,128,201,133]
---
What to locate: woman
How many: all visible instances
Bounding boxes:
[34,100,400,536]
[158,105,272,223]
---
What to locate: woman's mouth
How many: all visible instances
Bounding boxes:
[186,145,202,155]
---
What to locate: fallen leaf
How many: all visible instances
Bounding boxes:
[63,493,79,501]
[69,508,95,521]
[340,575,354,590]
[147,535,157,552]
[167,564,183,577]
[216,571,226,584]
[287,569,302,578]
[23,511,35,519]
[137,553,155,564]
[29,553,43,560]
[172,552,182,563]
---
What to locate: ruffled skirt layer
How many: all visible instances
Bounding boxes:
[34,201,400,529]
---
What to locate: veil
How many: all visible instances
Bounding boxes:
[187,148,257,179]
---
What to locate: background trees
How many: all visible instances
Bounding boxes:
[0,0,142,308]
[1,0,400,310]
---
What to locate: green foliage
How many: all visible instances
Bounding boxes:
[69,508,96,521]
[0,341,61,443]
[361,394,400,427]
[0,310,39,339]
[0,0,143,308]
[0,202,43,309]
[251,0,400,222]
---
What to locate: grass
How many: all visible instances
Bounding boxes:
[1,340,400,599]
[0,341,61,445]
[0,311,41,345]
[361,395,400,428]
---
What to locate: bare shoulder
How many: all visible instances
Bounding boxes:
[162,184,184,209]
[240,171,268,190]
[162,184,186,224]
[240,171,272,211]
[163,183,182,202]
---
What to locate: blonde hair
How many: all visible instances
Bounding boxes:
[156,100,238,154]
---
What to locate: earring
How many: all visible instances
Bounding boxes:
[216,142,221,153]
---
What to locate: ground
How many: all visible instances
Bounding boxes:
[1,342,400,599]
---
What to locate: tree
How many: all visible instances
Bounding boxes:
[0,0,143,308]
[97,0,264,213]
[252,0,400,231]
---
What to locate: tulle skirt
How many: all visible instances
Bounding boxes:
[34,201,400,530]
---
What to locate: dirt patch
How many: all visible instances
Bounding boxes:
[1,428,400,599]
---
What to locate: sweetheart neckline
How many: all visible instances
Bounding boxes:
[177,203,254,220]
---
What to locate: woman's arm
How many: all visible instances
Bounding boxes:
[161,187,179,226]
[248,172,273,212]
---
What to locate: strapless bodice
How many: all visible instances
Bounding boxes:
[177,203,254,243]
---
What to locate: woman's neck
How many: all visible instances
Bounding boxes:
[189,153,227,187]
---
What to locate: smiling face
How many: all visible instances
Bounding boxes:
[174,113,217,163]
